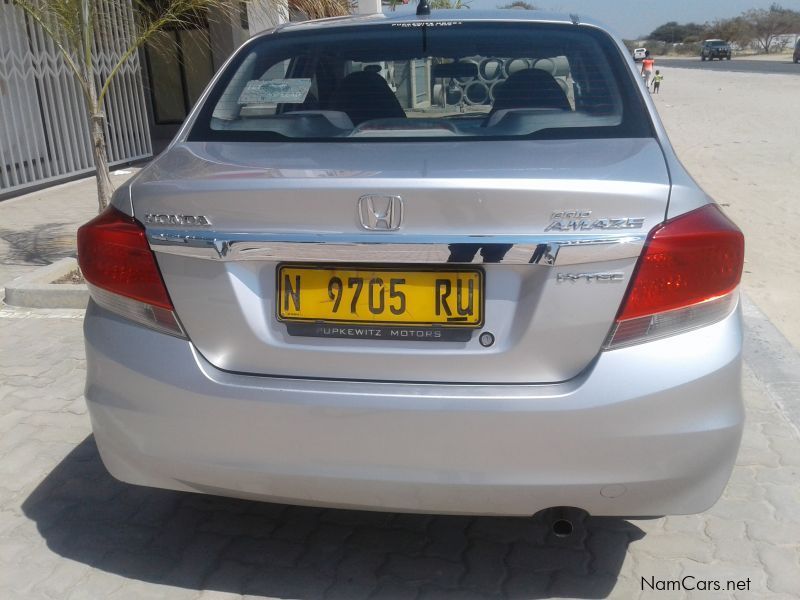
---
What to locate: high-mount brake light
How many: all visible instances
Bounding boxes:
[78,207,185,337]
[606,204,744,349]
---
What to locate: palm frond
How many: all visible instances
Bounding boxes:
[290,0,354,20]
[12,0,93,100]
[12,0,356,109]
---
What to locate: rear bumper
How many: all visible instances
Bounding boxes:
[84,300,744,517]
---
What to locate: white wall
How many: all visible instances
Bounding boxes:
[357,0,382,15]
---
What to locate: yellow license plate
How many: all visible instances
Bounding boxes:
[277,265,483,327]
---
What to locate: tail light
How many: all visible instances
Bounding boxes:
[605,203,744,349]
[77,207,185,337]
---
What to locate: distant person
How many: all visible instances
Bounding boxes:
[641,51,655,91]
[652,70,663,94]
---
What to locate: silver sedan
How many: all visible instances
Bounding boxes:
[78,9,745,520]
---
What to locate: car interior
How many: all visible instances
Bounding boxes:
[204,24,628,139]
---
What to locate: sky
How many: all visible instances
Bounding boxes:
[393,0,800,39]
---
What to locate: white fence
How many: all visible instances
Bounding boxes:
[0,0,152,196]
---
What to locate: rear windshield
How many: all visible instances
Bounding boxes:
[189,22,652,142]
[708,40,728,46]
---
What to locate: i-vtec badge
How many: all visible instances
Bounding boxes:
[545,210,644,232]
[145,214,212,226]
[557,272,625,283]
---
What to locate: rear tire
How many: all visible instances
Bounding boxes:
[701,55,706,61]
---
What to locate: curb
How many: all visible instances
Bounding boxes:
[4,257,88,309]
[742,293,800,436]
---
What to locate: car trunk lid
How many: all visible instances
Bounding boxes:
[135,138,669,383]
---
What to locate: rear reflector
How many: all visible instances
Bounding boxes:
[78,207,185,337]
[605,292,737,349]
[606,204,743,349]
[86,284,185,337]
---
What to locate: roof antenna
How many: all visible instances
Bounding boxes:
[417,0,431,16]
[569,13,580,25]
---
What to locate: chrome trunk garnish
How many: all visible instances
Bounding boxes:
[147,230,645,266]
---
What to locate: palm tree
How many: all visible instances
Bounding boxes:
[12,0,352,212]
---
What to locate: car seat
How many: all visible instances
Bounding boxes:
[488,68,571,120]
[328,71,406,126]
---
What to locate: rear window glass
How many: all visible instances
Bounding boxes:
[189,22,651,142]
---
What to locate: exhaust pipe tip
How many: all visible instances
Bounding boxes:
[552,518,574,538]
[534,506,587,539]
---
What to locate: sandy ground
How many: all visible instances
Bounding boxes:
[652,67,800,350]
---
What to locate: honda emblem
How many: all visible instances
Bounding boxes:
[358,195,403,231]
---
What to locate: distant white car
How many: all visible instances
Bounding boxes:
[633,47,647,61]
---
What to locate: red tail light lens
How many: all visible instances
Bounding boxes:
[606,204,743,349]
[78,207,173,310]
[618,204,744,321]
